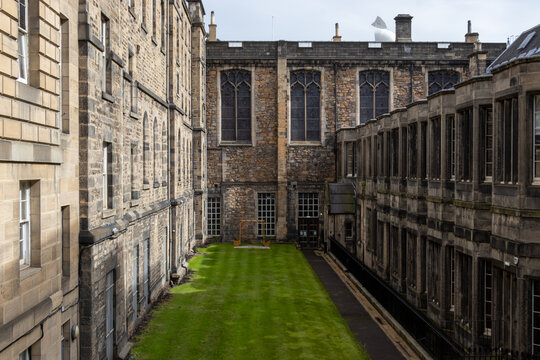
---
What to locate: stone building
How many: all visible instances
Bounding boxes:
[0,0,80,359]
[77,0,206,358]
[205,15,506,247]
[332,24,540,355]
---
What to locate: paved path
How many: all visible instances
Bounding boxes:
[303,250,406,360]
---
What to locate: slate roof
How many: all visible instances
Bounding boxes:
[328,183,356,214]
[487,24,540,72]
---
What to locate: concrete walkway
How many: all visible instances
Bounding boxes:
[303,250,406,360]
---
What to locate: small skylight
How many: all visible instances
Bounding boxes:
[518,31,536,50]
[368,42,382,48]
[228,42,243,48]
[437,43,450,49]
[298,42,312,48]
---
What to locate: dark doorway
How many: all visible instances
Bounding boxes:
[298,193,319,248]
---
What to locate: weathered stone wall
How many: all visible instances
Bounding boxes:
[0,0,80,357]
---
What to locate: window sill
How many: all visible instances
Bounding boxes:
[128,7,136,19]
[143,183,150,190]
[20,266,41,281]
[160,47,166,55]
[102,208,115,219]
[102,91,115,103]
[289,141,323,147]
[154,182,160,188]
[219,142,253,147]
[129,111,140,120]
[130,199,140,207]
[151,37,158,46]
[141,23,148,34]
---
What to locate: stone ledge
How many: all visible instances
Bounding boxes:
[102,91,114,103]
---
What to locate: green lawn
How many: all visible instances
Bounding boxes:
[132,244,369,360]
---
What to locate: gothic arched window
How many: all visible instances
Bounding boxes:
[359,70,390,124]
[221,70,251,142]
[290,70,321,142]
[428,70,460,95]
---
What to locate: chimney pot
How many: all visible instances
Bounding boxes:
[394,14,412,42]
[208,11,217,41]
[333,22,342,42]
[465,20,479,43]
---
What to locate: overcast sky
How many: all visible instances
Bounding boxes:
[201,0,539,44]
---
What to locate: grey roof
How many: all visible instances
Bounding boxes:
[328,183,356,214]
[487,24,540,72]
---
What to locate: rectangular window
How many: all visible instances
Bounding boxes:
[160,0,165,49]
[19,348,30,360]
[497,98,519,183]
[17,0,29,83]
[345,142,356,177]
[61,321,70,360]
[421,122,427,180]
[142,0,147,27]
[143,238,150,304]
[102,142,112,209]
[345,221,353,239]
[105,271,115,360]
[359,70,390,124]
[407,231,417,288]
[221,70,252,142]
[207,197,221,236]
[480,106,494,180]
[130,144,136,200]
[400,127,408,178]
[152,0,156,38]
[483,260,493,336]
[533,280,540,355]
[533,95,540,181]
[20,181,31,266]
[162,228,167,280]
[458,252,473,325]
[61,206,70,277]
[132,245,138,318]
[391,129,399,177]
[408,124,417,178]
[298,193,319,218]
[430,117,441,179]
[427,240,441,305]
[458,108,474,181]
[376,220,384,261]
[447,246,456,311]
[390,226,399,275]
[290,70,321,142]
[446,115,456,179]
[101,16,111,94]
[257,193,276,237]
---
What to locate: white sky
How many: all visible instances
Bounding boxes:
[201,0,539,44]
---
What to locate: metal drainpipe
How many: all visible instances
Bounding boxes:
[409,64,414,103]
[166,4,172,282]
[334,63,338,181]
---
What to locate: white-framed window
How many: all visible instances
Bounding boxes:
[19,181,31,266]
[533,280,540,355]
[102,142,112,209]
[100,15,111,94]
[483,261,492,336]
[105,270,115,360]
[534,95,540,182]
[19,348,30,360]
[207,197,221,236]
[257,193,275,237]
[17,0,29,83]
[482,106,494,181]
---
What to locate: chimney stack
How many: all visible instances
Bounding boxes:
[465,20,479,43]
[394,14,412,42]
[208,11,217,41]
[333,23,342,42]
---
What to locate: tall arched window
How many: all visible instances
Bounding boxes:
[220,70,251,142]
[359,70,389,124]
[290,70,321,142]
[428,70,460,95]
[143,113,149,185]
[153,118,158,184]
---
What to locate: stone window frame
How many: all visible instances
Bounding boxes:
[426,69,461,96]
[532,279,540,355]
[102,141,113,210]
[428,116,442,180]
[479,104,494,182]
[18,180,41,274]
[456,106,474,182]
[345,141,356,178]
[216,66,256,147]
[105,270,115,360]
[495,96,519,184]
[61,205,70,277]
[355,67,394,126]
[16,0,29,83]
[287,66,326,146]
[532,93,540,184]
[256,192,276,237]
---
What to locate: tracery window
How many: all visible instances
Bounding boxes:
[221,70,251,142]
[428,70,460,95]
[290,70,321,142]
[359,70,389,124]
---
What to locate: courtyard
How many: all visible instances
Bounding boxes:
[131,244,369,360]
